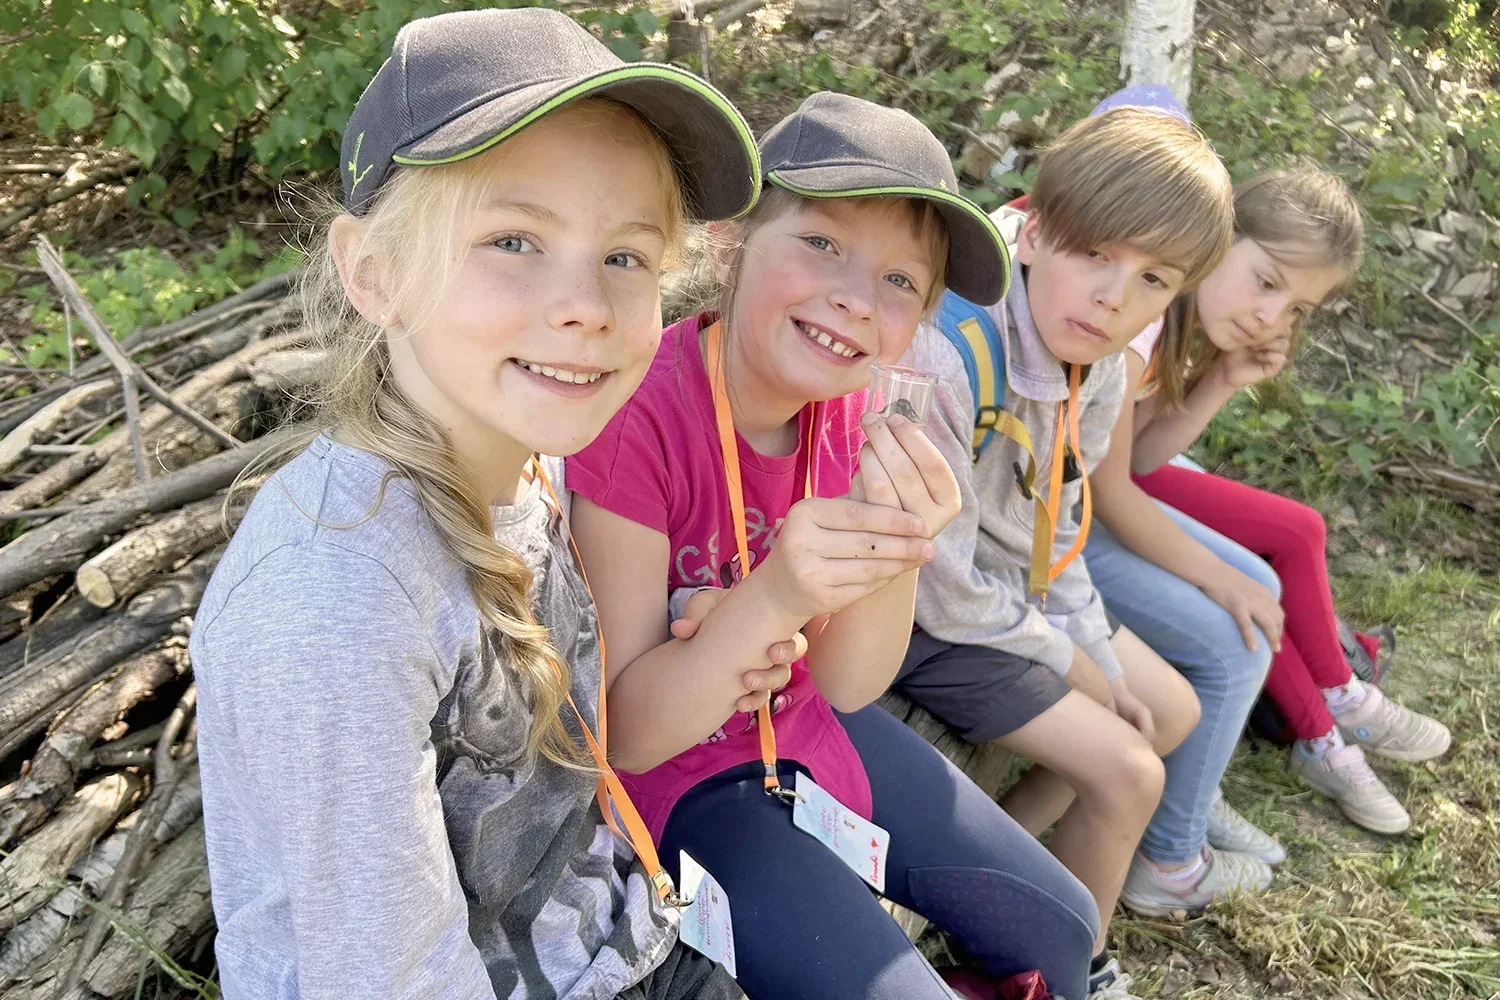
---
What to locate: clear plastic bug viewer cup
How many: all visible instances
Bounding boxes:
[866,365,938,425]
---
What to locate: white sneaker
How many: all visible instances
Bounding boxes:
[1334,685,1451,762]
[1206,787,1286,865]
[1292,743,1411,834]
[1119,845,1273,916]
[1086,957,1143,999]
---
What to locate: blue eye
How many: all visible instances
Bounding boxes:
[803,235,834,252]
[605,251,648,269]
[885,273,917,292]
[495,235,536,253]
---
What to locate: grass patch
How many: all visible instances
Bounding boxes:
[1111,557,1500,999]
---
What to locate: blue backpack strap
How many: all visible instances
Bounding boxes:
[936,291,1008,460]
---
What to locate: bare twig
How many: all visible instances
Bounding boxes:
[1387,464,1500,495]
[1392,272,1484,343]
[710,0,766,26]
[119,373,148,484]
[67,683,197,989]
[34,237,243,458]
[129,369,242,449]
[0,164,68,175]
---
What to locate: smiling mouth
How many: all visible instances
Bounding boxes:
[794,319,863,359]
[514,360,607,384]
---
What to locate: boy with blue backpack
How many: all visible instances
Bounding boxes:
[895,98,1250,998]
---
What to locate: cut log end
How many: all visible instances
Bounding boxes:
[74,565,115,609]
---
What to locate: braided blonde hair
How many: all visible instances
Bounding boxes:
[265,99,686,767]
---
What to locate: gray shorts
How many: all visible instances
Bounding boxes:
[893,630,1071,743]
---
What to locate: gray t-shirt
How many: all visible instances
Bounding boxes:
[192,435,677,1000]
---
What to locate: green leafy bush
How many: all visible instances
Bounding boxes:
[7,229,299,370]
[0,0,660,184]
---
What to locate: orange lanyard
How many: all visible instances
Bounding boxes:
[1026,364,1092,609]
[527,460,685,905]
[704,322,814,803]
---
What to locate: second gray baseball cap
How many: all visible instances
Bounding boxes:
[758,92,1010,305]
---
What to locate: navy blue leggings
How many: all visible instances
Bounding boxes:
[658,704,1097,1000]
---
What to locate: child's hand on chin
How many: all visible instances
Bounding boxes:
[1216,335,1292,389]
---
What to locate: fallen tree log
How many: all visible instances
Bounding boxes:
[0,645,187,847]
[76,495,243,608]
[0,768,201,985]
[0,553,216,743]
[249,347,326,395]
[71,684,197,983]
[0,428,286,600]
[0,331,305,517]
[0,772,143,934]
[81,822,214,999]
[0,383,118,478]
[0,592,108,683]
[67,382,262,505]
[0,297,300,444]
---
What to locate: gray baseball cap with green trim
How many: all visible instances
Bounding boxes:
[339,7,760,221]
[759,91,1009,305]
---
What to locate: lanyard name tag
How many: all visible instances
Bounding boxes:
[676,851,736,977]
[791,771,889,893]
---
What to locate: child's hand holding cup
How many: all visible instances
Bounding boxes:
[855,365,960,540]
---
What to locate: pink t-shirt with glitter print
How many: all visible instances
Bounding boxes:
[567,312,873,842]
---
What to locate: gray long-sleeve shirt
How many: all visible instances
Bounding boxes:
[192,435,677,1000]
[906,207,1127,680]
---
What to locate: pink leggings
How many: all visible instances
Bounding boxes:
[1133,463,1358,740]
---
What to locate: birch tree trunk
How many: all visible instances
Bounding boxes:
[1120,0,1196,104]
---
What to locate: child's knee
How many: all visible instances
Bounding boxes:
[1080,738,1164,815]
[1274,498,1327,559]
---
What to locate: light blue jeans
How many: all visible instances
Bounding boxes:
[1083,501,1280,863]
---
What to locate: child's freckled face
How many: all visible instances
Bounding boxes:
[1195,237,1345,352]
[384,107,672,460]
[1015,213,1186,366]
[731,198,940,403]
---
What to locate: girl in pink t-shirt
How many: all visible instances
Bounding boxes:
[569,93,1098,1000]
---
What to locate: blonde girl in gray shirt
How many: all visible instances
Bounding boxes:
[189,10,772,998]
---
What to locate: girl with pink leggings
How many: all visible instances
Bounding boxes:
[1090,168,1450,838]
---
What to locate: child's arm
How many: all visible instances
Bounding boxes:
[800,413,960,711]
[1091,349,1284,651]
[1130,336,1292,475]
[196,547,497,999]
[573,496,930,774]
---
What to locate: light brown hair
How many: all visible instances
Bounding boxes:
[1030,107,1235,288]
[248,99,685,768]
[1150,167,1364,410]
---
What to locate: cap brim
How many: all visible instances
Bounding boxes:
[768,166,1009,305]
[393,64,760,222]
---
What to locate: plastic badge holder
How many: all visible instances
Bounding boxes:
[866,365,938,425]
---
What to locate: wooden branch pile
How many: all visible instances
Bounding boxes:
[0,245,311,999]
